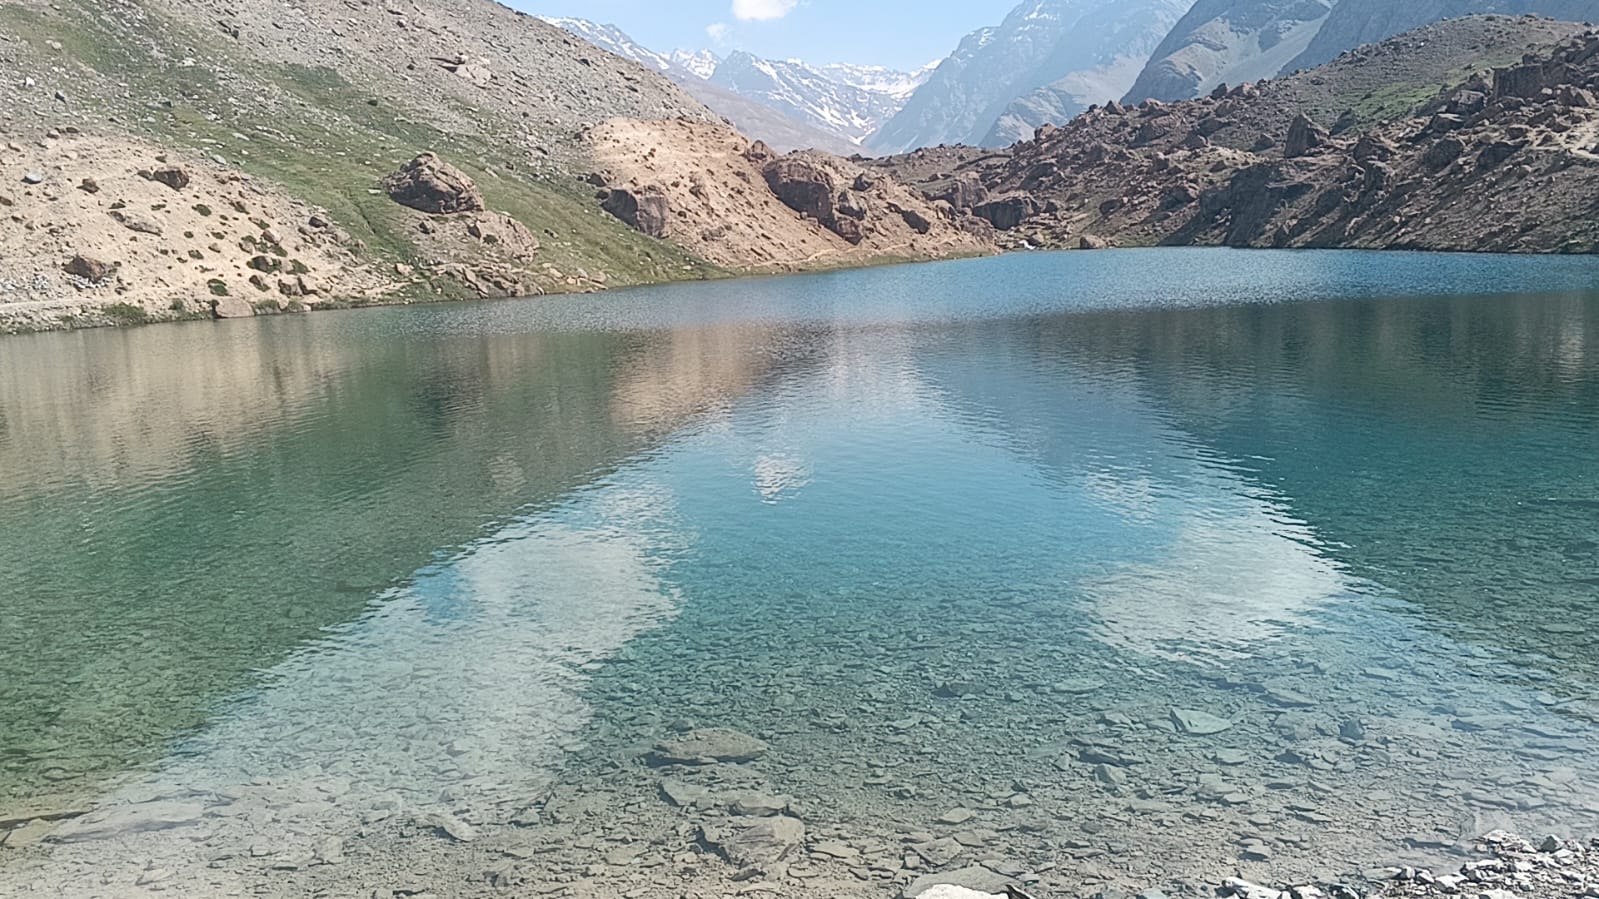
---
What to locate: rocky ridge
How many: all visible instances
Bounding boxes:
[873,16,1599,255]
[1288,0,1599,73]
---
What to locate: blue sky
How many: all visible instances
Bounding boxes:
[514,0,1020,70]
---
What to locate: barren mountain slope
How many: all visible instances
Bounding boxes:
[1123,0,1337,103]
[872,17,1599,255]
[587,120,993,272]
[0,0,725,329]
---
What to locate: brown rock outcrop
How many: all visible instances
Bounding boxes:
[64,254,114,282]
[466,212,541,259]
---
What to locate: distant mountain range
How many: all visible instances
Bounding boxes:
[550,0,1599,156]
[868,0,1196,153]
[540,17,933,154]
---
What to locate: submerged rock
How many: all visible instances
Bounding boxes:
[422,812,477,843]
[700,815,804,867]
[1171,708,1234,735]
[50,801,205,843]
[728,793,788,817]
[649,728,768,765]
[658,779,712,808]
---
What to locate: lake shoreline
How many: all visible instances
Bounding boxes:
[4,241,1597,337]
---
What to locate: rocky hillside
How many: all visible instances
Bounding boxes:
[872,16,1599,254]
[868,0,1196,153]
[0,0,991,333]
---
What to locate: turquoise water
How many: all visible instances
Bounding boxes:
[2,249,1598,897]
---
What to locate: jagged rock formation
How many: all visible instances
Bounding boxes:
[869,0,1196,154]
[872,17,1599,255]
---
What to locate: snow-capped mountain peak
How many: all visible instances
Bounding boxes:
[541,16,924,149]
[537,17,676,74]
[819,61,939,102]
[670,49,721,80]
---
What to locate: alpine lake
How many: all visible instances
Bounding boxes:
[1,248,1598,899]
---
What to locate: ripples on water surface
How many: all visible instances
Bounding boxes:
[0,249,1597,898]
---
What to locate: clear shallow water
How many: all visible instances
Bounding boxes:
[1,249,1598,897]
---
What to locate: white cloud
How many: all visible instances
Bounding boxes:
[731,0,797,21]
[706,21,731,43]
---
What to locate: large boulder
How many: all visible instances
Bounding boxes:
[1493,63,1547,100]
[1284,113,1328,159]
[762,156,837,226]
[1477,140,1525,171]
[894,204,932,235]
[138,166,190,190]
[63,254,114,282]
[700,816,804,868]
[601,188,670,238]
[1422,137,1466,173]
[972,195,1038,231]
[383,153,486,215]
[933,174,987,211]
[903,865,1015,899]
